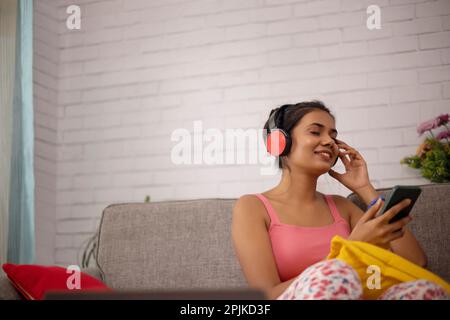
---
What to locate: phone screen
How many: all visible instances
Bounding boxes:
[376,185,422,223]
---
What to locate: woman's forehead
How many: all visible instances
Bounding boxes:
[298,110,336,129]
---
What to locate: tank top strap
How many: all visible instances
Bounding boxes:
[254,194,280,225]
[323,194,345,223]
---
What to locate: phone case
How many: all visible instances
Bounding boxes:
[376,185,422,223]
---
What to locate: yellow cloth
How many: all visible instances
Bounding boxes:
[326,235,450,300]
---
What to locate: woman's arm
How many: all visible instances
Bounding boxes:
[352,184,380,207]
[231,195,294,300]
[389,228,428,267]
[266,278,296,300]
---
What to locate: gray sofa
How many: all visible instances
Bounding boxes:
[1,183,449,299]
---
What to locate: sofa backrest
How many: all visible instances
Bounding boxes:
[96,199,247,290]
[347,183,450,282]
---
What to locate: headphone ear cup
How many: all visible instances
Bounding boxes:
[332,155,338,167]
[267,129,289,157]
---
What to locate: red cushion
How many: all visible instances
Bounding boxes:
[2,263,112,300]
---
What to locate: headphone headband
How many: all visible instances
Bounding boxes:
[268,104,292,132]
[266,104,292,157]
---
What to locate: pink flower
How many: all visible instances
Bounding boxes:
[417,113,450,136]
[417,118,439,136]
[437,113,449,126]
[436,129,450,140]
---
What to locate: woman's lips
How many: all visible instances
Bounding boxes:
[314,152,332,161]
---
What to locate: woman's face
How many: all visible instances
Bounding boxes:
[286,110,339,173]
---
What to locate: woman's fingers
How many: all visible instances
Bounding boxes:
[384,228,405,243]
[338,150,351,167]
[336,140,362,161]
[380,198,412,223]
[340,150,358,162]
[360,198,384,223]
[348,150,361,160]
[343,148,361,161]
[388,215,412,233]
[336,142,353,166]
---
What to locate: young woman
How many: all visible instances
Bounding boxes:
[232,101,449,300]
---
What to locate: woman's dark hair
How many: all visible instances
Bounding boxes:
[263,100,335,169]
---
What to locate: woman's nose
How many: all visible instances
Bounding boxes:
[324,138,338,151]
[323,138,336,146]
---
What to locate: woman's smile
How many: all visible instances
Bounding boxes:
[314,151,332,162]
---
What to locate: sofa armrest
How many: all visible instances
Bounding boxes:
[0,272,21,300]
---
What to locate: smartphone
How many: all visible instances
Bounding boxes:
[376,185,422,224]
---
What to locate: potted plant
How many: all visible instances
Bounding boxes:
[400,114,450,183]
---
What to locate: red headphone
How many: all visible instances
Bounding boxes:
[265,105,338,167]
[266,105,292,157]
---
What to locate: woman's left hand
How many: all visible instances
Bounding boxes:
[328,140,371,192]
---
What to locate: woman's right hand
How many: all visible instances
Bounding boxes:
[347,197,413,249]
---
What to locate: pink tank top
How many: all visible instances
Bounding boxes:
[255,193,351,282]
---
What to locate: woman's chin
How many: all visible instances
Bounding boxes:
[310,162,332,174]
[313,157,333,166]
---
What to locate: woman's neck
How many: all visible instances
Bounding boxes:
[268,169,320,206]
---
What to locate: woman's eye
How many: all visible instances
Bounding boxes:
[311,131,337,141]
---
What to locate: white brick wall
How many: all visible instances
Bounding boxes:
[34,0,450,265]
[34,0,58,264]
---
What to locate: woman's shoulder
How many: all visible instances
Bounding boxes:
[235,193,260,205]
[327,193,348,203]
[330,194,363,213]
[234,194,266,213]
[233,194,270,228]
[325,193,354,223]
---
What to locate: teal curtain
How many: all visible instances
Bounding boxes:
[7,0,35,264]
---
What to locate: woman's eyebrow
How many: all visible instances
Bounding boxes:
[308,123,338,135]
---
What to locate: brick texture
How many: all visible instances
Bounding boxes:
[34,0,450,265]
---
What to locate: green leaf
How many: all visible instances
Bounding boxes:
[401,140,450,183]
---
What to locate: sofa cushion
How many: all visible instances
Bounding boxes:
[96,199,246,290]
[1,263,111,300]
[347,183,450,282]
